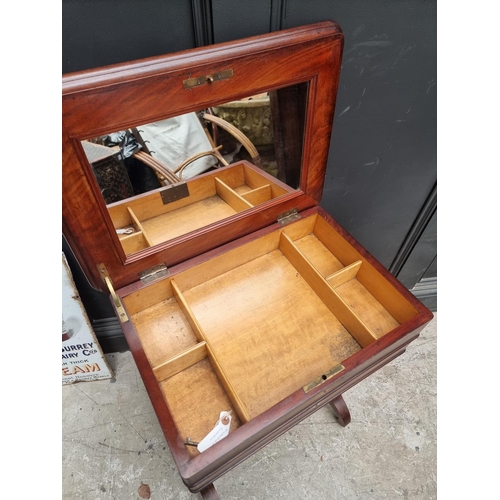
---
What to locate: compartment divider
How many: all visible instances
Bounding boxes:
[313,215,418,323]
[242,163,288,197]
[127,206,153,247]
[171,279,251,423]
[153,342,208,383]
[215,177,254,212]
[279,233,378,348]
[240,184,272,205]
[171,280,206,343]
[206,347,251,423]
[326,260,362,288]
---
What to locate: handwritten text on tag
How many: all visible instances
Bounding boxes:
[197,411,232,452]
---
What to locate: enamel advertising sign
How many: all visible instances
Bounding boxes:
[62,253,113,384]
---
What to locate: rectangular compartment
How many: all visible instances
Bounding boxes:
[159,359,243,457]
[107,161,293,254]
[121,210,421,457]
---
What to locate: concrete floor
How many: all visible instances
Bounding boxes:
[62,314,436,500]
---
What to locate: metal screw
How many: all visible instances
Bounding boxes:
[185,437,199,447]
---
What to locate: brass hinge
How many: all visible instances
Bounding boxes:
[139,263,169,284]
[302,364,345,393]
[183,69,234,89]
[97,264,129,323]
[160,183,189,205]
[277,208,300,226]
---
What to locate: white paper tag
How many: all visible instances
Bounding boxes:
[197,411,232,453]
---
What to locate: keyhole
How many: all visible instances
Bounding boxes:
[206,75,214,83]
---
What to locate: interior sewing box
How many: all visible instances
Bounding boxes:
[62,21,433,497]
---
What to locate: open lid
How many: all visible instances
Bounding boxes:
[63,21,344,291]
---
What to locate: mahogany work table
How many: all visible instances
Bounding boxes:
[62,21,433,498]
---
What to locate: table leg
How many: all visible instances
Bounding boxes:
[199,483,219,499]
[329,394,351,427]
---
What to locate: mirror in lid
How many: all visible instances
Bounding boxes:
[80,84,308,257]
[63,23,342,292]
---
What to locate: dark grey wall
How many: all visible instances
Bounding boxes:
[62,0,437,351]
[212,0,437,293]
[277,1,437,272]
[62,0,196,72]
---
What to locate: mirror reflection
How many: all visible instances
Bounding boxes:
[81,82,308,256]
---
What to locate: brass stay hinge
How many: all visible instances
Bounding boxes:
[139,263,169,285]
[97,264,129,323]
[277,208,300,226]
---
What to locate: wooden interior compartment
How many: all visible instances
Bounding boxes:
[181,245,361,419]
[113,206,151,254]
[118,231,149,254]
[159,359,243,457]
[288,214,420,338]
[125,282,201,368]
[121,211,421,447]
[311,215,419,338]
[232,163,290,203]
[107,162,292,254]
[123,278,247,457]
[169,213,420,420]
